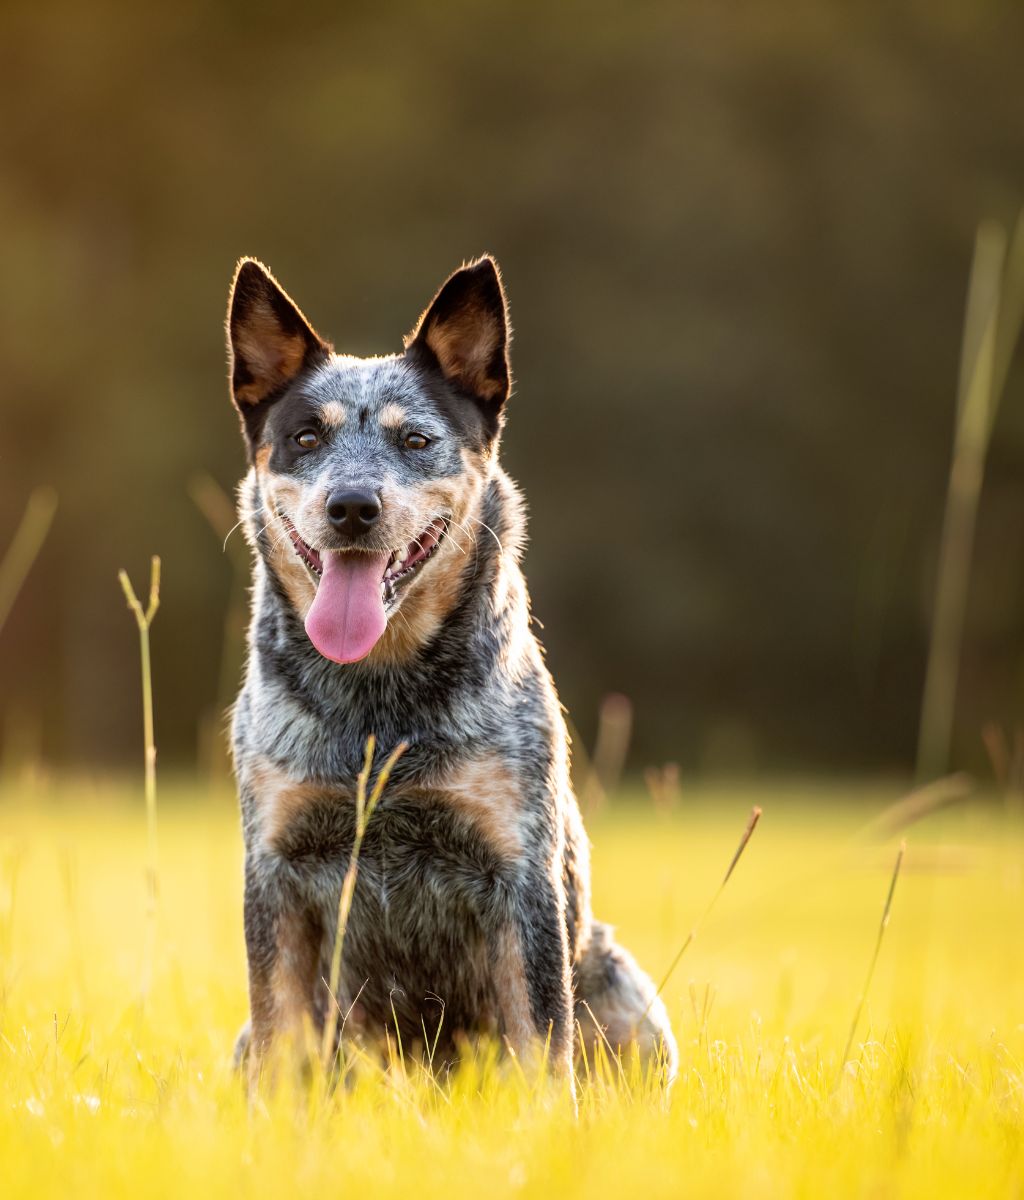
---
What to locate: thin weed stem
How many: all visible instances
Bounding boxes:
[0,487,58,636]
[642,806,762,1021]
[118,556,162,996]
[320,735,408,1069]
[917,214,1024,781]
[580,693,633,814]
[188,474,252,780]
[580,999,630,1092]
[837,839,906,1086]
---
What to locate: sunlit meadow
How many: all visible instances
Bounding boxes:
[2,775,1023,1199]
[2,206,1022,1200]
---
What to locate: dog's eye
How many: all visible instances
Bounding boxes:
[404,432,430,450]
[294,429,320,450]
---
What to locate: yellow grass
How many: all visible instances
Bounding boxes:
[2,777,1023,1198]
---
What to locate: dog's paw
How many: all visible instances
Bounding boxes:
[232,1020,252,1071]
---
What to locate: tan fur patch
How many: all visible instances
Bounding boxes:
[319,400,346,428]
[248,755,322,851]
[371,537,470,663]
[270,907,321,1038]
[370,469,486,664]
[247,905,322,1088]
[441,754,525,860]
[250,460,317,618]
[234,295,309,407]
[249,436,493,669]
[492,926,537,1055]
[377,402,408,429]
[425,315,504,401]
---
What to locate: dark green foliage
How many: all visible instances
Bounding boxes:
[2,1,1024,770]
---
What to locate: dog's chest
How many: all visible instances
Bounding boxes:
[250,747,531,871]
[272,781,525,931]
[279,791,514,1039]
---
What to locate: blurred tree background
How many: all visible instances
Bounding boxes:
[2,0,1024,776]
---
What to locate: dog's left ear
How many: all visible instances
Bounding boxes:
[406,256,511,414]
[227,259,330,419]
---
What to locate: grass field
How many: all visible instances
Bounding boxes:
[2,775,1023,1198]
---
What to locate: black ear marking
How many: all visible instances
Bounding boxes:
[226,259,330,421]
[406,256,511,412]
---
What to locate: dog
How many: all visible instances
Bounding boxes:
[226,255,677,1093]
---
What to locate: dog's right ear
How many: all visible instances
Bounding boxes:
[226,259,330,434]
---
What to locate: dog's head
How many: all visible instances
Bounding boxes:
[226,256,511,665]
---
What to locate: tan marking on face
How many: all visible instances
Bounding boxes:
[250,442,493,665]
[492,926,538,1056]
[254,447,302,509]
[276,556,316,618]
[370,463,488,664]
[371,537,470,663]
[234,296,309,407]
[377,402,408,429]
[319,400,346,428]
[250,458,317,618]
[441,753,524,860]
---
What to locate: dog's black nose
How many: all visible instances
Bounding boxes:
[325,489,382,537]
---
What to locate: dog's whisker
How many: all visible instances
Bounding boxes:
[439,536,467,558]
[464,514,505,558]
[392,608,416,638]
[434,514,484,582]
[221,517,248,552]
[250,511,281,542]
[443,515,478,552]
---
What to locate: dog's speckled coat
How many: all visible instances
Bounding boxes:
[226,256,677,1092]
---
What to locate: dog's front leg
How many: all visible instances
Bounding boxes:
[490,874,576,1096]
[243,853,323,1089]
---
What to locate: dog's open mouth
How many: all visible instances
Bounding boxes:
[279,514,449,664]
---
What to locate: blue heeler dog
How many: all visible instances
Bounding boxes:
[226,255,677,1094]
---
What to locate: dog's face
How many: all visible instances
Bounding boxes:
[227,257,511,664]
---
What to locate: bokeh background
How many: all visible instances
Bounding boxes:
[2,0,1024,776]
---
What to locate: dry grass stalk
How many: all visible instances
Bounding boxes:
[644,763,681,816]
[856,773,973,842]
[320,735,408,1069]
[642,805,762,1020]
[0,487,58,637]
[982,722,1011,786]
[981,722,1024,813]
[838,839,906,1084]
[581,693,633,814]
[917,212,1024,782]
[118,556,162,995]
[188,473,251,780]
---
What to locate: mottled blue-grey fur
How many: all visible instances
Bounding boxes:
[226,256,678,1094]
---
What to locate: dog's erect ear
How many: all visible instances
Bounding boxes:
[227,259,330,418]
[406,256,511,412]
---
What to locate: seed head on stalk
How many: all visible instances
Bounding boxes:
[118,556,161,997]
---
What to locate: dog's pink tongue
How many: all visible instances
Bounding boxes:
[305,550,390,664]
